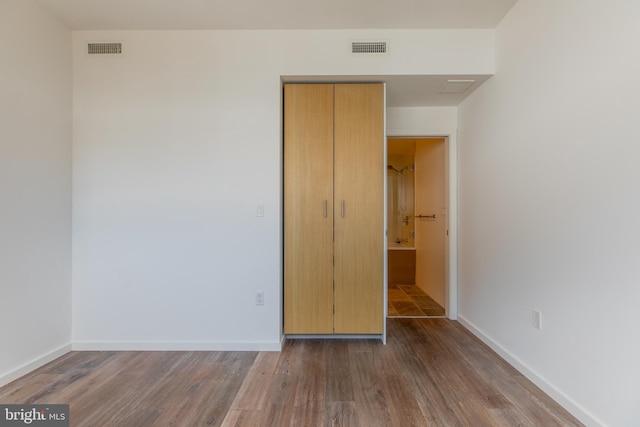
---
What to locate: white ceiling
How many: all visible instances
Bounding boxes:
[34,0,517,30]
[283,75,493,107]
[34,0,517,107]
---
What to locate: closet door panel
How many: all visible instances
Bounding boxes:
[284,84,334,334]
[333,84,384,334]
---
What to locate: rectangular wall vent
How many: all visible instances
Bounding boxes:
[88,43,122,55]
[351,41,388,55]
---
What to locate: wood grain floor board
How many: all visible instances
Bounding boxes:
[293,370,326,407]
[0,319,584,427]
[14,353,124,406]
[381,372,430,426]
[451,396,509,427]
[0,374,68,405]
[228,352,280,411]
[326,401,358,427]
[488,406,543,427]
[291,342,327,421]
[187,366,250,427]
[373,339,404,377]
[436,323,581,427]
[325,341,355,403]
[45,354,140,411]
[203,351,257,369]
[290,377,326,427]
[147,356,252,427]
[80,406,163,427]
[398,338,470,425]
[348,351,394,427]
[38,351,116,375]
[401,365,465,427]
[299,339,329,378]
[259,373,298,427]
[273,339,304,376]
[219,409,263,427]
[71,373,141,426]
[504,373,582,427]
[99,353,207,425]
[346,338,376,355]
[146,370,211,425]
[84,356,199,425]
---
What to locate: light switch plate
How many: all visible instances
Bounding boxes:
[532,309,542,330]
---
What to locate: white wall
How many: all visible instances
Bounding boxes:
[0,0,72,386]
[71,30,491,350]
[457,1,640,426]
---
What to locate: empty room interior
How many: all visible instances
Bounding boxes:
[1,0,640,426]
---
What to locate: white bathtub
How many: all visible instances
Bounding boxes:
[388,242,415,251]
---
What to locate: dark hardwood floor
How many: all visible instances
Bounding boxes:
[0,319,583,426]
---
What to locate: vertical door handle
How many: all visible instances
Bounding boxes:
[323,200,328,218]
[341,200,345,218]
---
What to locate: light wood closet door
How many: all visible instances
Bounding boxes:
[284,84,335,334]
[333,84,384,334]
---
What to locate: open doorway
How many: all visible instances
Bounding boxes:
[387,137,447,317]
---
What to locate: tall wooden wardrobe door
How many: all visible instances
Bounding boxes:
[283,84,334,334]
[333,84,384,334]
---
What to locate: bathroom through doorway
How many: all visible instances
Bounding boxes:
[387,137,447,317]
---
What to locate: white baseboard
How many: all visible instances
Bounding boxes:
[71,340,283,352]
[0,344,71,388]
[457,316,605,427]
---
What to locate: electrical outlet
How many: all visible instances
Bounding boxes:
[256,291,264,306]
[256,203,264,217]
[532,309,542,330]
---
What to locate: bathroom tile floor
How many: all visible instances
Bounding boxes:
[388,283,446,317]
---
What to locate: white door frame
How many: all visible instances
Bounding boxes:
[386,132,457,320]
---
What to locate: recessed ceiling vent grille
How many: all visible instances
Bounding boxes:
[438,80,476,93]
[351,41,388,55]
[88,43,122,55]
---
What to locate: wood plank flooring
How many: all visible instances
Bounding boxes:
[0,319,583,426]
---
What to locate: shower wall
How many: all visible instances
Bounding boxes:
[387,152,415,247]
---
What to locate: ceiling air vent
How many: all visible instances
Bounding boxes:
[438,80,476,93]
[87,43,122,55]
[351,41,388,55]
